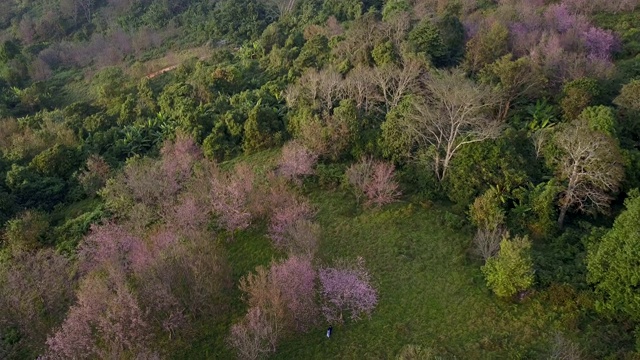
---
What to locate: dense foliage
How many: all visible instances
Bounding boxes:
[1,0,640,358]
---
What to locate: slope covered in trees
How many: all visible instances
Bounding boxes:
[1,0,640,358]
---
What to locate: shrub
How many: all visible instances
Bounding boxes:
[482,235,535,298]
[283,219,321,258]
[0,249,74,357]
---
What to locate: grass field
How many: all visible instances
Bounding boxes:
[274,192,556,359]
[171,182,598,359]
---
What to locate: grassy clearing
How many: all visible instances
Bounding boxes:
[274,192,557,359]
[172,183,591,359]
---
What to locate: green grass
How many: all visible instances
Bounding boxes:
[171,185,593,359]
[273,193,557,359]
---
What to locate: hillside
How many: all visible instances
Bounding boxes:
[1,0,640,358]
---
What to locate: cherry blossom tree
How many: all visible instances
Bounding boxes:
[238,266,286,350]
[318,257,378,324]
[228,307,275,360]
[271,256,318,331]
[209,163,256,235]
[276,140,318,184]
[43,274,153,359]
[268,198,314,248]
[79,222,140,274]
[346,157,401,207]
[160,132,202,197]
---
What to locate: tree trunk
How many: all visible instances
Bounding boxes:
[557,203,568,228]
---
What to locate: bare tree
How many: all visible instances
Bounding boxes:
[372,59,423,112]
[553,119,624,227]
[473,227,506,262]
[400,69,502,181]
[267,0,297,18]
[285,68,344,114]
[344,66,378,112]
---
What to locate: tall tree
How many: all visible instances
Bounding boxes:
[587,190,640,321]
[396,69,501,181]
[552,119,624,227]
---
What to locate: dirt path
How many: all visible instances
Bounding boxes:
[145,64,180,79]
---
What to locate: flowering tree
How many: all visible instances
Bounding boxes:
[268,198,314,248]
[162,195,210,239]
[134,233,230,337]
[238,266,285,351]
[585,29,617,61]
[228,307,275,360]
[233,255,318,358]
[210,163,256,235]
[79,222,141,274]
[0,249,74,356]
[43,274,153,359]
[271,256,318,331]
[318,257,378,323]
[346,157,401,207]
[160,132,202,197]
[276,140,318,184]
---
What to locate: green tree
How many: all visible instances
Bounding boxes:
[0,40,21,63]
[480,55,547,121]
[381,0,409,21]
[5,165,66,209]
[579,106,616,136]
[445,132,530,206]
[613,79,640,112]
[434,6,465,67]
[242,103,284,154]
[294,35,330,70]
[371,41,396,67]
[463,22,509,74]
[587,190,640,321]
[613,79,640,146]
[482,235,535,298]
[92,67,133,116]
[408,19,446,65]
[3,210,50,252]
[29,144,83,179]
[560,78,599,121]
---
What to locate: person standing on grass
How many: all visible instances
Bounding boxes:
[326,326,332,339]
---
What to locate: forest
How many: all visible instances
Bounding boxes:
[1,0,640,358]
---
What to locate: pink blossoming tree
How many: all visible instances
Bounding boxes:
[318,257,378,324]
